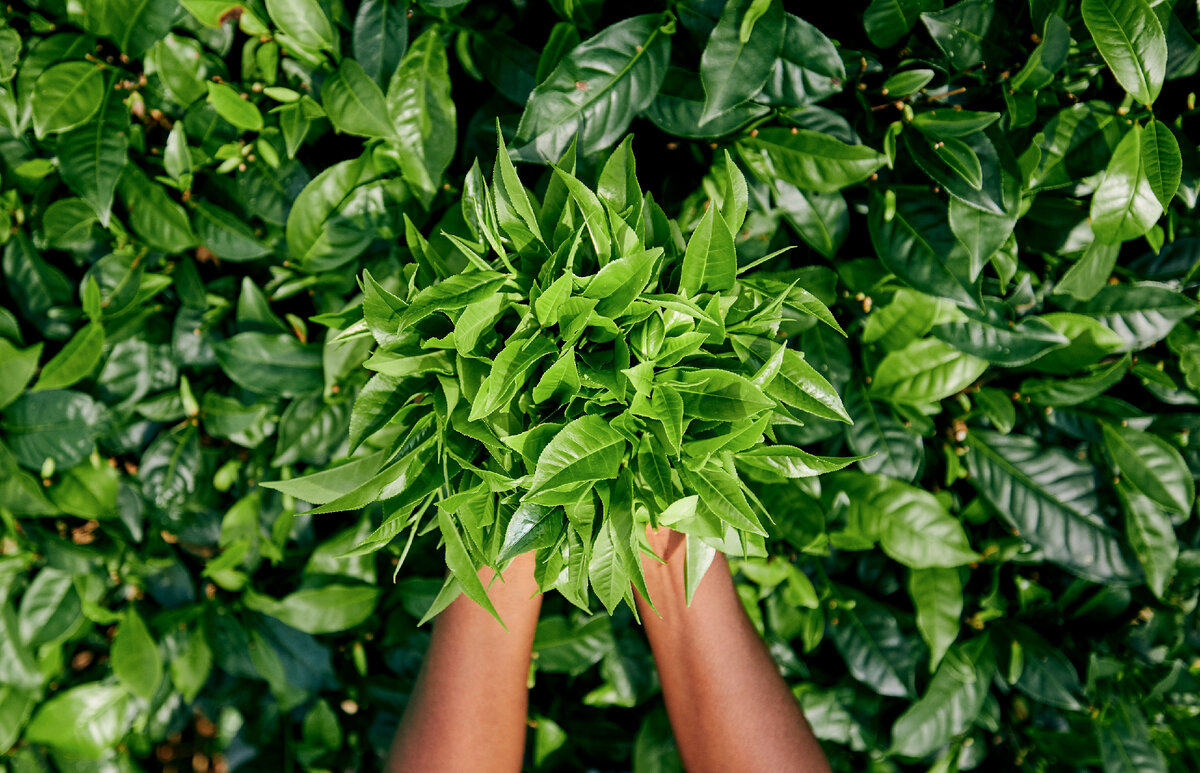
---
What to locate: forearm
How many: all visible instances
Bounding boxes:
[634,527,831,773]
[387,551,542,773]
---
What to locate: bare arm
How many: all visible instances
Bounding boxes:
[387,551,542,773]
[635,526,832,773]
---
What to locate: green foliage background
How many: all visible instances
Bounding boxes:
[1,0,1199,770]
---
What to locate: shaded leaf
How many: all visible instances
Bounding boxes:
[891,636,995,758]
[830,587,920,698]
[965,431,1139,582]
[514,15,671,162]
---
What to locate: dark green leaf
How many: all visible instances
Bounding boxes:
[56,81,128,226]
[761,14,845,107]
[920,0,994,70]
[1081,0,1167,105]
[139,426,200,510]
[1090,124,1162,243]
[775,184,848,259]
[932,306,1070,368]
[17,567,81,647]
[1020,354,1130,407]
[645,67,770,139]
[1075,283,1196,351]
[739,128,887,193]
[1012,14,1070,90]
[844,381,923,482]
[905,129,1014,215]
[698,0,784,124]
[111,607,162,700]
[514,15,670,162]
[286,155,374,269]
[1008,623,1088,711]
[1095,699,1169,772]
[497,503,564,564]
[1141,119,1182,209]
[1114,479,1178,599]
[864,0,944,48]
[871,338,988,404]
[353,0,408,85]
[214,332,323,397]
[118,165,197,253]
[1102,424,1193,515]
[890,635,994,758]
[909,567,962,672]
[322,59,396,140]
[194,202,273,261]
[245,585,382,634]
[1,389,106,470]
[829,587,920,698]
[965,431,1139,582]
[32,321,104,391]
[100,0,175,57]
[265,0,335,54]
[32,61,104,138]
[869,192,979,308]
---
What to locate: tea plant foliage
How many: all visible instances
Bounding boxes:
[0,0,1198,771]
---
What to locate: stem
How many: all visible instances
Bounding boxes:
[741,111,779,136]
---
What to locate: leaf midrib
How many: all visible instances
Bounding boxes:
[970,435,1113,536]
[838,594,908,696]
[335,66,395,139]
[524,20,662,139]
[893,202,977,303]
[1088,0,1152,100]
[38,65,99,132]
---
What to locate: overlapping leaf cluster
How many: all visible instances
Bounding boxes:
[0,0,1199,771]
[265,133,859,620]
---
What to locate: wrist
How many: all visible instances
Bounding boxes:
[478,551,543,619]
[638,525,738,615]
[637,525,691,608]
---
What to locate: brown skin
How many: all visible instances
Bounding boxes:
[635,525,832,773]
[386,550,543,773]
[388,528,831,773]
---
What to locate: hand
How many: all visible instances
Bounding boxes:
[644,523,686,568]
[633,524,832,773]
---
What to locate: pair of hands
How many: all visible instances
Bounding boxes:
[490,524,688,610]
[388,525,832,773]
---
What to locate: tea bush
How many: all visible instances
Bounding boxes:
[1,0,1198,771]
